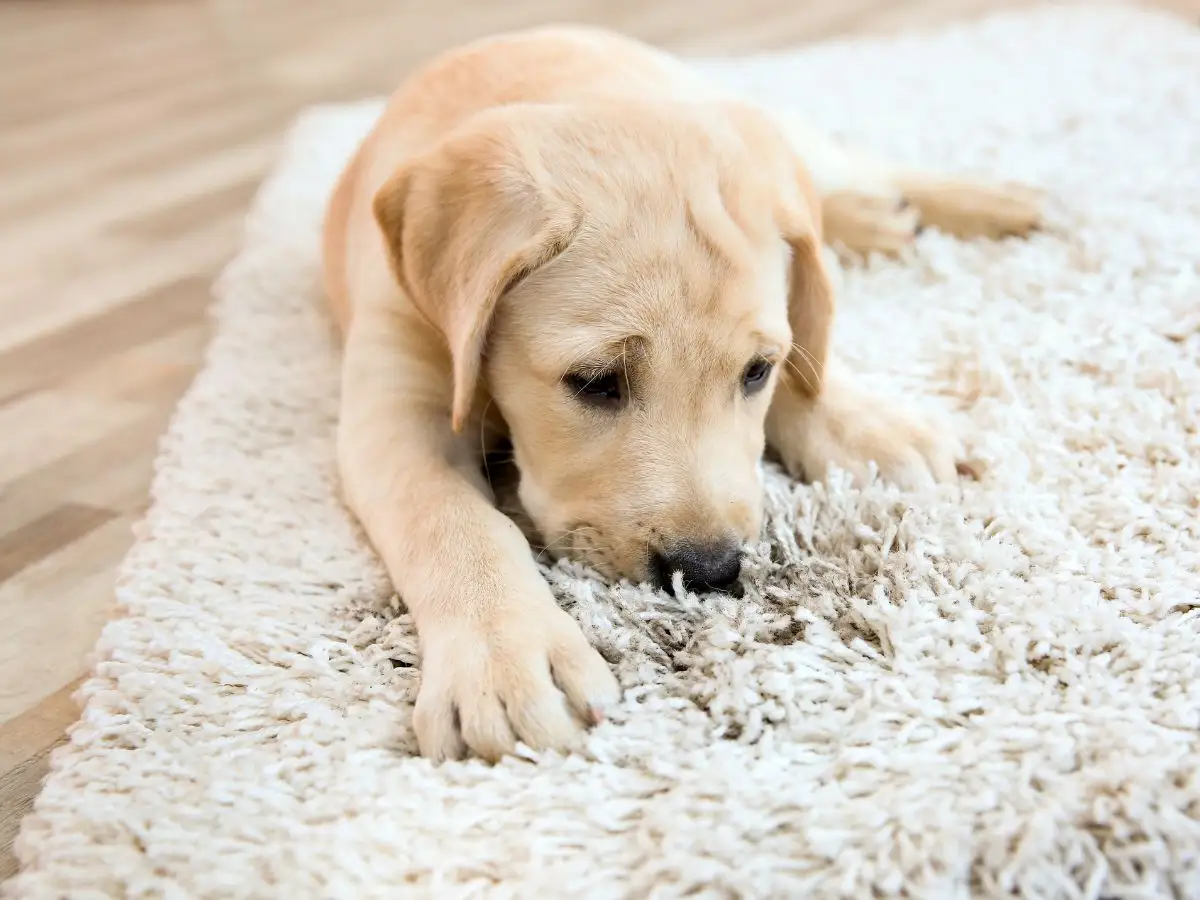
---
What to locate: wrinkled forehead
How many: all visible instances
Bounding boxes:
[504,222,793,375]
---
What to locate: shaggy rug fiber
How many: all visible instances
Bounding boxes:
[8,4,1200,898]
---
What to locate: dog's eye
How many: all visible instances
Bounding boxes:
[565,371,622,407]
[741,358,774,396]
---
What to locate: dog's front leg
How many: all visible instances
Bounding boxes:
[765,355,961,491]
[337,313,620,762]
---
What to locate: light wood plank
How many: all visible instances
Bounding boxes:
[0,505,117,582]
[0,515,138,723]
[0,681,80,883]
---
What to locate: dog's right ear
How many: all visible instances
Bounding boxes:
[373,116,580,433]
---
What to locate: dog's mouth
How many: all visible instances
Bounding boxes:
[481,440,623,577]
[482,439,747,594]
[542,522,619,575]
[543,526,747,598]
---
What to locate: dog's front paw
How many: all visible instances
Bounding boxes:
[412,601,620,763]
[769,371,961,491]
[803,401,960,490]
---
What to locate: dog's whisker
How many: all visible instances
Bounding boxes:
[566,340,626,374]
[535,525,594,563]
[562,341,628,401]
[788,341,821,375]
[477,397,496,482]
[782,348,818,395]
[782,356,811,387]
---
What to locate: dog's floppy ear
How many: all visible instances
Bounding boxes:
[373,116,580,432]
[777,161,836,399]
[719,100,836,399]
[779,189,835,398]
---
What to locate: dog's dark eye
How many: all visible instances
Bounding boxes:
[741,358,774,396]
[565,371,622,407]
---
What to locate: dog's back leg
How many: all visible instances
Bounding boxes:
[766,108,1044,258]
[888,171,1044,242]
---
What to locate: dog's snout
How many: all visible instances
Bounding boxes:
[652,539,743,594]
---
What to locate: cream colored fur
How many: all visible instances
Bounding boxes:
[320,25,1042,762]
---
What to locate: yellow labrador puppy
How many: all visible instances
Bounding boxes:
[322,26,1041,762]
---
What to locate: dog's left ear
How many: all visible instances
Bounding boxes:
[777,179,836,399]
[373,114,580,432]
[721,101,836,399]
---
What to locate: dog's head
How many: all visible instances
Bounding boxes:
[373,101,834,592]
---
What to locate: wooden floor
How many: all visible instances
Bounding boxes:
[1,0,1196,883]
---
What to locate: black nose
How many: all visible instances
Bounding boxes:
[652,539,743,594]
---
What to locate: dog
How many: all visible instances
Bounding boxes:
[321,25,1042,763]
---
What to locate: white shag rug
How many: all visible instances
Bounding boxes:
[9,5,1200,898]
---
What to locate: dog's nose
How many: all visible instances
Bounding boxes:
[652,539,743,594]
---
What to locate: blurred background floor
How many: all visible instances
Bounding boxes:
[1,0,1197,880]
